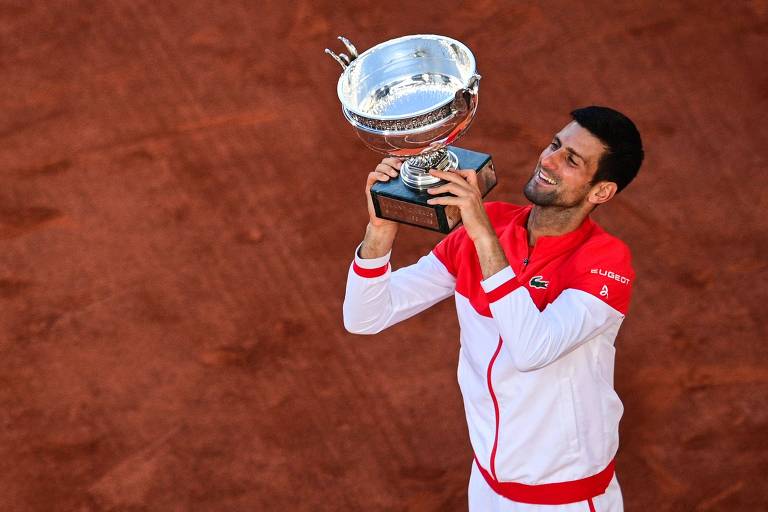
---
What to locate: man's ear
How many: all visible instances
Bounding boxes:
[588,181,618,206]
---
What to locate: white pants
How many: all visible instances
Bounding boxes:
[468,463,624,512]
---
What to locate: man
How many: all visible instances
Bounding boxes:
[343,106,644,511]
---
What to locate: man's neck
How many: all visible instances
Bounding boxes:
[526,205,591,246]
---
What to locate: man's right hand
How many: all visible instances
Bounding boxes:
[360,157,402,258]
[365,157,402,230]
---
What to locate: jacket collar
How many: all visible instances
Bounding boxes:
[507,205,595,257]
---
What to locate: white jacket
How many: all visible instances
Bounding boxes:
[344,203,634,495]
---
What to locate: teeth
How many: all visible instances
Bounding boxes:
[538,170,556,185]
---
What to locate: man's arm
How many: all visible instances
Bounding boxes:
[426,169,509,279]
[343,250,456,334]
[359,222,398,259]
[479,235,633,370]
[358,158,402,259]
[343,158,456,335]
[481,271,626,371]
[426,169,631,371]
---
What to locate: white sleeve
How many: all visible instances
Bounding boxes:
[343,245,456,335]
[481,266,625,371]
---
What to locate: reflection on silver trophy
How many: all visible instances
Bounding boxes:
[326,34,496,233]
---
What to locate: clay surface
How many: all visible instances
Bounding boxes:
[1,1,766,510]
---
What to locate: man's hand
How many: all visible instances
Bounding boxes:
[365,158,402,230]
[360,158,402,259]
[426,169,509,279]
[426,169,495,242]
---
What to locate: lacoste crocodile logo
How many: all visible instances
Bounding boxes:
[529,276,549,289]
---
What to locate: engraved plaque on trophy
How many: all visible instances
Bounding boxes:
[326,35,496,233]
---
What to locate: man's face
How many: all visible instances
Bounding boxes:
[523,121,607,208]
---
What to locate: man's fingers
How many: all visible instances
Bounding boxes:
[429,168,465,184]
[381,157,404,169]
[366,171,393,188]
[375,163,400,178]
[426,195,461,206]
[430,168,479,185]
[454,169,479,186]
[427,182,468,197]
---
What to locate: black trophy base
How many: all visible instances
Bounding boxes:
[370,146,496,234]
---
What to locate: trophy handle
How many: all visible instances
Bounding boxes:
[325,49,348,70]
[451,73,482,114]
[337,36,359,59]
[325,36,359,71]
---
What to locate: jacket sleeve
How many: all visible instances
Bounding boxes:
[480,261,631,372]
[343,245,456,335]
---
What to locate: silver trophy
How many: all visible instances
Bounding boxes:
[326,34,496,233]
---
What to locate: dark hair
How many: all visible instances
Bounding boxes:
[570,106,644,193]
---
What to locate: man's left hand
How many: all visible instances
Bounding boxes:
[426,169,495,243]
[427,169,509,279]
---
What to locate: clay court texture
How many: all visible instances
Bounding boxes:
[1,1,766,510]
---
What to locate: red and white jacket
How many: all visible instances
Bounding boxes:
[343,203,634,503]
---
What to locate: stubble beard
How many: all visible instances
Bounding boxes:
[522,168,589,209]
[523,167,564,207]
[523,177,559,206]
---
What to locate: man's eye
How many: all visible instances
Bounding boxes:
[567,156,577,166]
[549,141,558,149]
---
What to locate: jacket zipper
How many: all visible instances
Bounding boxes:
[487,337,504,480]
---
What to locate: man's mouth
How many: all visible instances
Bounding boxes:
[536,168,557,185]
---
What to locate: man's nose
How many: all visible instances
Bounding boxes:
[541,150,558,170]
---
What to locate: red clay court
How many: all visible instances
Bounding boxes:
[1,1,766,510]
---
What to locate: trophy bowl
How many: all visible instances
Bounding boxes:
[326,35,496,233]
[326,34,481,190]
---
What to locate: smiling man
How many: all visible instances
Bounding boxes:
[343,106,644,511]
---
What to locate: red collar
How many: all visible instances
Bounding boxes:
[503,206,596,259]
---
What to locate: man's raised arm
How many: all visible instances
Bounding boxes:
[343,158,456,335]
[425,167,632,371]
